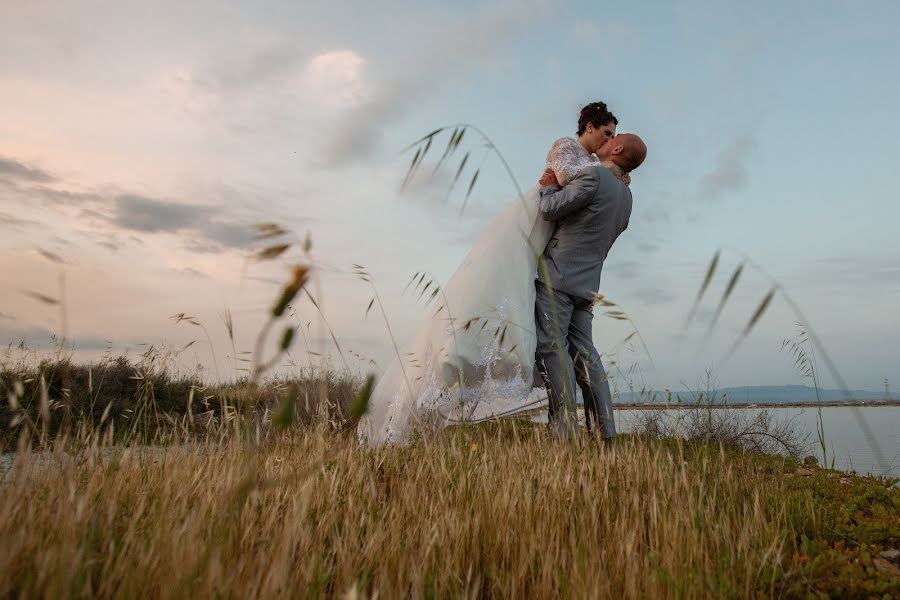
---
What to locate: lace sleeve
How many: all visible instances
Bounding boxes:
[546,137,589,186]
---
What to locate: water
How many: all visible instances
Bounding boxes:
[615,405,899,478]
[2,407,896,480]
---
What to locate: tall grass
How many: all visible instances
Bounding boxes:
[0,350,361,451]
[1,422,813,598]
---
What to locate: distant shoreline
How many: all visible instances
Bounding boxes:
[614,400,900,410]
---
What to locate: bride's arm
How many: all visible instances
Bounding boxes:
[538,170,600,221]
[545,138,584,186]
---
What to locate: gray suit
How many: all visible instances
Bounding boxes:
[534,165,632,439]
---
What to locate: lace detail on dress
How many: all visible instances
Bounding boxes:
[546,137,601,186]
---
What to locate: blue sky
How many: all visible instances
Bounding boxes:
[1,0,898,392]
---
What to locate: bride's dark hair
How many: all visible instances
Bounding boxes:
[577,101,618,136]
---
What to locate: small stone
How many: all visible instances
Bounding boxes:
[879,549,900,561]
[873,558,900,575]
[840,477,852,485]
[796,468,815,477]
[803,455,818,466]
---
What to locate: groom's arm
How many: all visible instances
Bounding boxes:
[537,168,600,221]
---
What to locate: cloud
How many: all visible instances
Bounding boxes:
[798,256,900,290]
[113,194,208,233]
[699,134,757,200]
[0,210,39,228]
[0,155,56,183]
[95,240,120,252]
[301,50,368,111]
[110,194,254,249]
[0,154,256,253]
[320,0,549,166]
[200,43,306,95]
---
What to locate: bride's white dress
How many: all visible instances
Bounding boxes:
[358,137,601,444]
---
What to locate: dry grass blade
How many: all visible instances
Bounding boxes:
[35,247,64,264]
[22,290,59,305]
[403,272,420,294]
[272,385,298,429]
[254,223,288,240]
[460,168,480,215]
[726,287,777,359]
[447,151,470,199]
[453,127,466,149]
[743,287,776,336]
[349,373,375,419]
[365,298,375,317]
[431,128,459,176]
[412,136,433,180]
[255,243,291,261]
[399,127,444,153]
[685,250,720,327]
[279,326,295,351]
[301,289,348,369]
[409,272,426,296]
[221,308,235,343]
[436,127,467,176]
[707,263,744,334]
[400,147,422,192]
[271,266,309,318]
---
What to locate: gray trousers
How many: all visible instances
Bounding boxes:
[534,281,616,439]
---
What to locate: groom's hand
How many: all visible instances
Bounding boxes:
[539,168,559,187]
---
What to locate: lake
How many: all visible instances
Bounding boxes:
[614,405,899,478]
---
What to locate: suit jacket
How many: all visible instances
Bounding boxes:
[537,165,632,301]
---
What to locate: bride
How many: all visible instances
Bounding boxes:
[358,102,625,444]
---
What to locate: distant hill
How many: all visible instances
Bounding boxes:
[617,385,896,405]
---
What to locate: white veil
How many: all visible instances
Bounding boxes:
[358,186,553,444]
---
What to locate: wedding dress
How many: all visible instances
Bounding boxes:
[358,138,602,444]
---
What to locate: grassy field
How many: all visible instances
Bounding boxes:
[1,424,898,598]
[1,355,898,598]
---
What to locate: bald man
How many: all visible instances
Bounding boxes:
[534,133,646,440]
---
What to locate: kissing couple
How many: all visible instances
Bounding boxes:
[359,101,647,444]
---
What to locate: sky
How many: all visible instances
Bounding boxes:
[1,0,899,393]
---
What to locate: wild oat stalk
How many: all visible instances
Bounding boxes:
[403,271,468,418]
[592,292,656,370]
[171,313,221,382]
[354,265,411,402]
[250,265,309,383]
[400,124,528,215]
[689,246,888,472]
[782,322,828,466]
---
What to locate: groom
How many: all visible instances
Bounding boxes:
[534,133,647,440]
